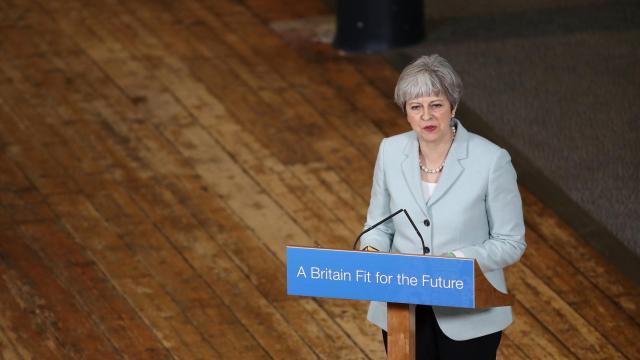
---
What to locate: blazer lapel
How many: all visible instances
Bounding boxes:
[428,120,469,207]
[401,134,428,217]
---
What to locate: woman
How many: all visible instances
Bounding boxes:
[359,54,526,359]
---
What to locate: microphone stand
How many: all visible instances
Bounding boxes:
[353,209,427,255]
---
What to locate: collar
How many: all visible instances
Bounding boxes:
[401,119,468,213]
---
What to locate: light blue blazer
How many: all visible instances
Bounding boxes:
[360,120,526,341]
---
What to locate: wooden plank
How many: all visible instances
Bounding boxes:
[273,297,370,360]
[0,228,118,359]
[131,0,382,173]
[85,186,150,233]
[46,193,221,359]
[1,32,217,358]
[8,8,326,358]
[45,54,370,360]
[276,35,406,137]
[127,183,317,359]
[166,124,354,250]
[0,273,64,360]
[0,153,32,192]
[164,176,291,303]
[19,222,172,359]
[44,124,114,176]
[1,62,152,201]
[0,32,149,192]
[507,263,625,359]
[0,190,55,226]
[118,222,271,360]
[77,9,400,354]
[87,0,364,250]
[505,301,575,359]
[343,55,402,107]
[0,325,27,360]
[240,0,330,22]
[0,39,77,146]
[245,0,412,136]
[80,0,360,258]
[321,59,406,136]
[521,188,640,323]
[158,129,380,358]
[0,94,80,196]
[291,162,367,230]
[497,335,529,360]
[152,60,365,247]
[521,227,640,359]
[2,5,327,359]
[316,298,386,359]
[190,0,396,158]
[165,175,370,359]
[42,0,358,248]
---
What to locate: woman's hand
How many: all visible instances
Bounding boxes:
[362,246,380,252]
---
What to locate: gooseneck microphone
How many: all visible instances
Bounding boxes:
[353,209,428,255]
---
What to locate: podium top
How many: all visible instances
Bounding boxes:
[287,246,513,308]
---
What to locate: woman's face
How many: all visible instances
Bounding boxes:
[405,94,455,144]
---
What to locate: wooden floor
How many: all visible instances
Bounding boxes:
[0,0,638,359]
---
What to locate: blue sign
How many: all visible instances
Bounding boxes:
[287,246,475,308]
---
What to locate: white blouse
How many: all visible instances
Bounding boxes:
[421,181,438,201]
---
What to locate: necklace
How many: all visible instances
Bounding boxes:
[419,162,444,174]
[419,126,457,174]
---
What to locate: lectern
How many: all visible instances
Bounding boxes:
[287,246,513,360]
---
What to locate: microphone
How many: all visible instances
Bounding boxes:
[353,209,428,255]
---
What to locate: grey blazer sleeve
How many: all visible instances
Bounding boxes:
[455,149,526,272]
[359,139,394,252]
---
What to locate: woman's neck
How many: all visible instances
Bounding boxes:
[418,135,455,183]
[418,136,454,165]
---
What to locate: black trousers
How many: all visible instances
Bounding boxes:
[382,305,502,359]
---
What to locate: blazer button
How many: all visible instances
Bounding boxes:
[423,219,430,227]
[424,246,430,254]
